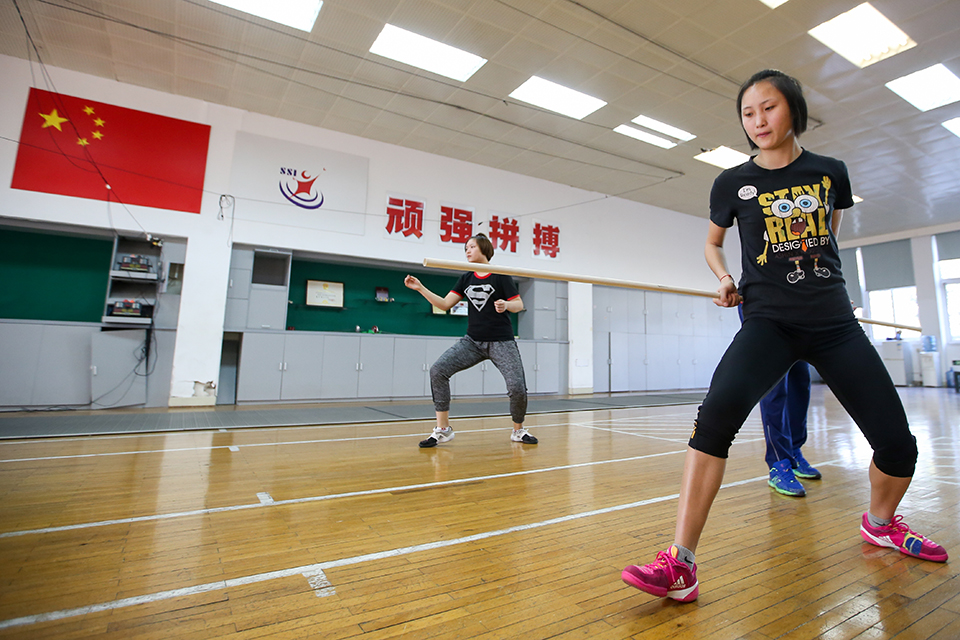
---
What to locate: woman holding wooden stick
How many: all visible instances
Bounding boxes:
[621,69,947,603]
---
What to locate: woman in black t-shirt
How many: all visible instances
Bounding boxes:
[621,69,946,605]
[404,233,537,447]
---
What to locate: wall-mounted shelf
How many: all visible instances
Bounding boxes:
[100,315,153,325]
[103,236,161,325]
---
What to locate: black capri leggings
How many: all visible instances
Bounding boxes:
[689,316,917,478]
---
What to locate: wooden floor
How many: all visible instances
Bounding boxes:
[0,386,958,639]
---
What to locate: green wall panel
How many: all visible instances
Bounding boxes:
[286,260,519,337]
[0,227,112,322]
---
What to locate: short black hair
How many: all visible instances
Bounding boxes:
[736,69,808,150]
[468,233,495,260]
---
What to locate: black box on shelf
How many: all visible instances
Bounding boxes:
[108,300,153,317]
[117,254,153,273]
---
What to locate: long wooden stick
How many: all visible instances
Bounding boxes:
[422,258,720,299]
[421,258,924,333]
[856,317,922,333]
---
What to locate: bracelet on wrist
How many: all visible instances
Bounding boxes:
[719,274,733,282]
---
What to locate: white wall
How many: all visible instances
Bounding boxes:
[1,55,728,401]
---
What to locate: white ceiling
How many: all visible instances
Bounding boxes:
[3,0,959,242]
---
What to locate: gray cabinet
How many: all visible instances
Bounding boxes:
[392,337,430,397]
[247,286,289,330]
[237,332,286,402]
[358,336,395,398]
[237,332,326,401]
[593,288,737,392]
[223,246,291,331]
[320,335,360,399]
[482,361,508,395]
[519,279,566,341]
[233,331,563,404]
[280,333,325,400]
[645,333,681,391]
[391,336,460,398]
[91,330,148,408]
[519,341,562,394]
[0,322,99,408]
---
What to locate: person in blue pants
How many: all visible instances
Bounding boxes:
[761,360,821,496]
[738,304,820,496]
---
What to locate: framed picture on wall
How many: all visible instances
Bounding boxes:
[306,280,344,307]
[450,300,468,316]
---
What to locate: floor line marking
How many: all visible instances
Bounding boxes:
[0,473,768,631]
[303,569,336,597]
[0,449,684,538]
[0,420,581,464]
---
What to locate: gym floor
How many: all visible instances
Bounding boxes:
[0,385,957,639]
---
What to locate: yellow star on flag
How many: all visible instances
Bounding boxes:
[77,137,89,146]
[92,131,104,140]
[83,106,95,115]
[39,109,69,131]
[93,117,105,127]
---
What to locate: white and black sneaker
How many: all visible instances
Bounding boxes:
[419,426,454,448]
[510,428,538,444]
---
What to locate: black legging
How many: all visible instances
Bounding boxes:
[689,316,917,478]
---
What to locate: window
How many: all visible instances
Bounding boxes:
[940,258,960,341]
[867,286,919,340]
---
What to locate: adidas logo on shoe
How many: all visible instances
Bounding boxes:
[670,577,686,590]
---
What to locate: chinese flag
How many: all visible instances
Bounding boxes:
[11,88,210,214]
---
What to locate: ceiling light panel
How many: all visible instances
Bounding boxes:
[209,0,322,32]
[369,24,487,82]
[614,125,676,149]
[694,146,751,169]
[757,0,790,8]
[885,64,960,112]
[508,76,607,120]
[631,115,695,142]
[944,117,960,139]
[808,3,915,68]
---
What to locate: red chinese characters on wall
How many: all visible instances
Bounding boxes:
[533,222,560,258]
[385,196,424,239]
[439,205,473,244]
[489,215,519,254]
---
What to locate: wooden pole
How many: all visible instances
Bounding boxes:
[856,317,922,333]
[422,258,720,299]
[420,258,924,333]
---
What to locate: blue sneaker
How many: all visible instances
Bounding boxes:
[769,459,805,496]
[792,450,822,479]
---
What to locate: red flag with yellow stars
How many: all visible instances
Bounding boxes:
[11,88,211,214]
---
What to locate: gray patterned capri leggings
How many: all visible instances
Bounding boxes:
[430,336,528,423]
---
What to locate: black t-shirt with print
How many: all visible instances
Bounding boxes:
[451,271,520,341]
[710,150,856,323]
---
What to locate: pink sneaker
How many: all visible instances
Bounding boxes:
[622,546,698,602]
[859,513,948,562]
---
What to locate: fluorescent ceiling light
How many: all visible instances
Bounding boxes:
[757,0,790,8]
[694,146,750,169]
[614,125,676,149]
[508,76,606,120]
[209,0,322,32]
[885,64,960,112]
[944,117,960,139]
[630,115,695,142]
[369,24,486,82]
[943,117,960,138]
[808,3,915,68]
